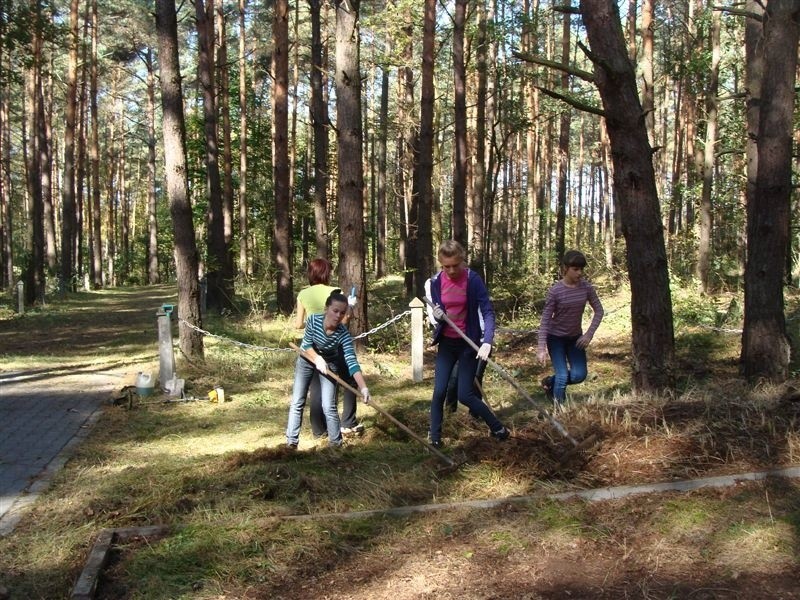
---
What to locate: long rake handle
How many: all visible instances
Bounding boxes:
[288,343,455,466]
[422,297,580,447]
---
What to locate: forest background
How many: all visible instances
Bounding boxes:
[0,0,798,388]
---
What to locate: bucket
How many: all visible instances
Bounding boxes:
[135,372,155,397]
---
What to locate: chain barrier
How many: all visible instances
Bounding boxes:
[352,310,412,340]
[178,318,295,353]
[178,309,413,352]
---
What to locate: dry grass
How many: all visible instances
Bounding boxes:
[1,281,799,599]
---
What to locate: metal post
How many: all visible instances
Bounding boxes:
[157,306,176,389]
[16,281,24,314]
[409,297,424,382]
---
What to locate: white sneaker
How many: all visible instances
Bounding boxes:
[341,423,365,435]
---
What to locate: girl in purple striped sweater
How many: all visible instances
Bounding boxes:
[537,250,604,407]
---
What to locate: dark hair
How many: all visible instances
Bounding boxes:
[307,258,333,285]
[561,250,587,269]
[325,289,348,307]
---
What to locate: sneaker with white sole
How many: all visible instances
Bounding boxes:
[341,423,365,436]
[490,426,510,441]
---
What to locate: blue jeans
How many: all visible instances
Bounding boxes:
[430,337,503,442]
[286,356,342,447]
[545,335,588,402]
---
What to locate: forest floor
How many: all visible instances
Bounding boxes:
[0,281,799,599]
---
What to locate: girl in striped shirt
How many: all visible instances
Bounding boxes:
[537,250,604,407]
[286,290,370,448]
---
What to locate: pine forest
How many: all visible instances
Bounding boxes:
[0,0,798,385]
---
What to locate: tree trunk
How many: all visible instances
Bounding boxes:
[335,0,368,337]
[741,0,799,382]
[697,6,720,292]
[89,0,102,288]
[309,0,329,260]
[640,0,655,145]
[144,49,159,284]
[471,2,487,272]
[60,0,80,290]
[554,2,572,262]
[238,0,250,275]
[580,0,675,391]
[272,0,293,314]
[24,16,45,305]
[399,24,416,297]
[196,0,231,311]
[452,0,468,248]
[376,61,389,278]
[0,0,7,290]
[217,0,234,275]
[412,0,435,295]
[155,0,204,360]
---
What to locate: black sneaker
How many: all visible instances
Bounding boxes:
[286,442,298,450]
[430,440,443,448]
[490,426,510,441]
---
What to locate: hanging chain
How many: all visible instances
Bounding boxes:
[178,319,295,353]
[177,309,413,352]
[352,310,412,340]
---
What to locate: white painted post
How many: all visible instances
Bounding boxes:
[157,307,176,388]
[16,280,24,314]
[409,297,424,382]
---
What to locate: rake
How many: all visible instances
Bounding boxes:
[288,343,459,470]
[422,297,598,463]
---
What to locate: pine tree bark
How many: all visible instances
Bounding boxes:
[144,48,159,284]
[412,0,435,295]
[376,61,389,278]
[741,0,800,382]
[216,0,234,271]
[554,2,572,262]
[580,0,675,391]
[155,0,204,360]
[23,6,45,304]
[697,6,720,292]
[196,0,231,311]
[452,0,468,248]
[335,0,368,336]
[60,0,80,290]
[238,0,250,275]
[89,0,102,288]
[272,0,293,313]
[309,0,329,260]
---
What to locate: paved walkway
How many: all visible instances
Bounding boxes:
[0,365,127,536]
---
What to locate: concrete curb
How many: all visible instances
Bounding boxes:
[71,526,170,600]
[284,464,800,521]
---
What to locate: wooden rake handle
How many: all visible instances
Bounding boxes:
[288,342,455,466]
[421,296,580,447]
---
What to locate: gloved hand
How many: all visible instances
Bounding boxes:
[476,342,492,361]
[360,387,371,404]
[314,355,328,374]
[348,294,358,308]
[431,304,445,320]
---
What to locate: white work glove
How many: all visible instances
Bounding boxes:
[360,387,371,404]
[314,355,328,375]
[476,342,492,361]
[348,294,358,308]
[431,304,445,320]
